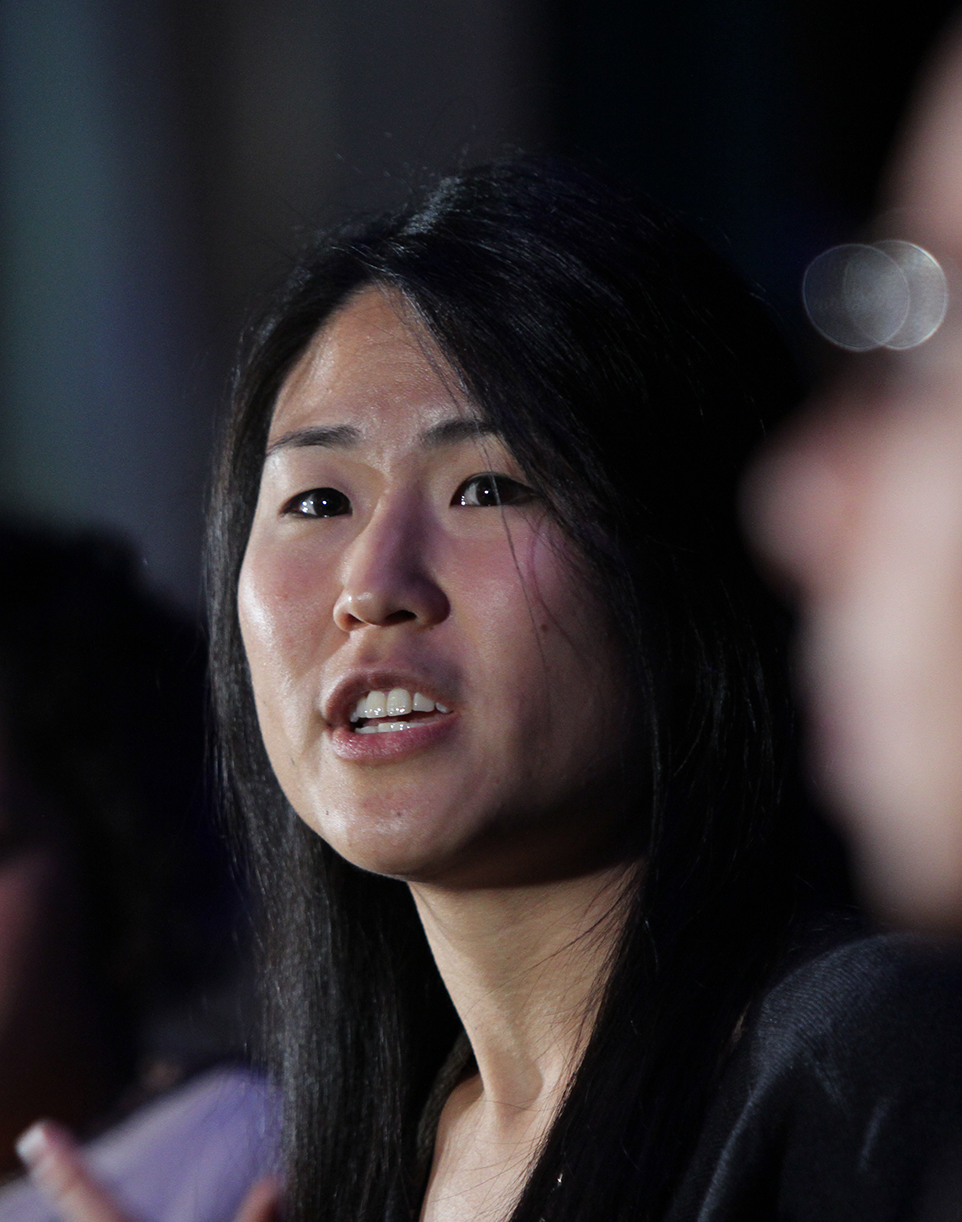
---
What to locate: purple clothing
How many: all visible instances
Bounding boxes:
[0,1068,280,1222]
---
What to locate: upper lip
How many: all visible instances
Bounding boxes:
[322,670,455,727]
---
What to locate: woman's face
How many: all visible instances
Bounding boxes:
[239,287,629,888]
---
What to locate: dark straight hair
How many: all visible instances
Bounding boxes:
[208,158,844,1222]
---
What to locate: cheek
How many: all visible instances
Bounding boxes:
[444,531,545,668]
[450,526,612,740]
[505,526,597,650]
[238,539,338,746]
[515,537,623,767]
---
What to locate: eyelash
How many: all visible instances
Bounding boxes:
[282,473,535,519]
[283,488,351,518]
[451,473,535,508]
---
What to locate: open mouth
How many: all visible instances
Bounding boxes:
[349,688,451,735]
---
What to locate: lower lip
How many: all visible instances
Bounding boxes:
[328,713,457,763]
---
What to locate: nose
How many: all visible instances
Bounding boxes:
[332,497,450,632]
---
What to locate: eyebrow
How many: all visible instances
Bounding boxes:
[265,425,361,457]
[418,418,497,448]
[265,417,498,457]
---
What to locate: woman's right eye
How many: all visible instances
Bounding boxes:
[283,488,352,518]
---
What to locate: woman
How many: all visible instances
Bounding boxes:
[206,158,962,1222]
[200,154,962,1222]
[21,159,962,1222]
[210,157,823,1222]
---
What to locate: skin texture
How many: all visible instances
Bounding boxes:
[746,14,962,930]
[239,285,635,1220]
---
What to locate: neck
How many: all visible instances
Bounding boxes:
[409,861,636,1114]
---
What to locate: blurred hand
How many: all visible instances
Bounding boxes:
[16,1121,282,1222]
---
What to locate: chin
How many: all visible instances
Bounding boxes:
[299,799,474,881]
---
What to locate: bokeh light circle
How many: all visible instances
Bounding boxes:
[875,240,948,349]
[803,244,909,350]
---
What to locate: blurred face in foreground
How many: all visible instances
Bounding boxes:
[239,287,629,889]
[746,17,962,929]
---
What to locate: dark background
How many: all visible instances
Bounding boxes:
[0,0,955,608]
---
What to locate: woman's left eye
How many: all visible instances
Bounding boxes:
[283,488,352,518]
[452,473,535,508]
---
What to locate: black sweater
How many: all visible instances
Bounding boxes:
[667,934,962,1221]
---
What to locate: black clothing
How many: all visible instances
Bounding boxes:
[667,934,962,1221]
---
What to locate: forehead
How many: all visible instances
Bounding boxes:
[269,286,473,443]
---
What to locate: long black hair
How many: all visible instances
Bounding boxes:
[208,158,845,1222]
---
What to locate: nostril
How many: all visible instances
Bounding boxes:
[333,581,448,630]
[339,605,419,630]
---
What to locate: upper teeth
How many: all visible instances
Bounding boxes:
[349,688,451,723]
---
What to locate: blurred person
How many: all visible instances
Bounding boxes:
[746,11,962,931]
[0,521,277,1222]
